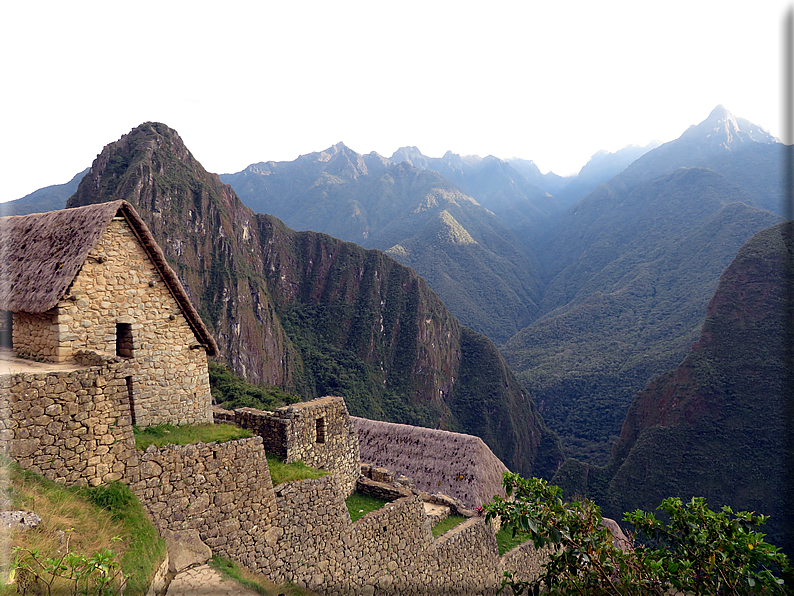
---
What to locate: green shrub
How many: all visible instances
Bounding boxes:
[484,473,792,595]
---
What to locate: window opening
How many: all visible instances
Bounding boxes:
[116,323,133,357]
[316,417,326,444]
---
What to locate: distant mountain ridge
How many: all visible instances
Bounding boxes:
[221,144,544,343]
[1,168,88,216]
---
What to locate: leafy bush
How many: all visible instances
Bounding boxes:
[484,473,791,595]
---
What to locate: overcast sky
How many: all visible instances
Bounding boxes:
[1,1,788,204]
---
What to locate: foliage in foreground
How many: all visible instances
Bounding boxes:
[12,536,123,596]
[484,473,791,595]
[1,459,164,596]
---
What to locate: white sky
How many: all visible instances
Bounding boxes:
[1,1,789,203]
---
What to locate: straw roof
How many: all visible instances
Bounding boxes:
[0,200,217,356]
[352,417,510,508]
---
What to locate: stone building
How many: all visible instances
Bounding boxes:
[218,396,361,495]
[0,200,218,427]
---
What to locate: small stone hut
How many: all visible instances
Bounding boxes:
[0,200,218,427]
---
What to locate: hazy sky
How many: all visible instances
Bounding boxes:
[1,1,788,204]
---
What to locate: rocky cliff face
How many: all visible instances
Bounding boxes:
[66,122,563,478]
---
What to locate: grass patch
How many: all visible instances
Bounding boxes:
[0,456,165,595]
[133,423,252,450]
[209,556,316,595]
[345,492,390,522]
[495,523,532,555]
[431,514,467,538]
[265,454,327,486]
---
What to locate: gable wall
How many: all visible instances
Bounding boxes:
[51,217,211,426]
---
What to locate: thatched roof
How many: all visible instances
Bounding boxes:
[0,201,217,356]
[352,417,510,508]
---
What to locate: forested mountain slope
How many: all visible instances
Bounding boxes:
[555,220,793,548]
[502,106,782,463]
[65,122,564,478]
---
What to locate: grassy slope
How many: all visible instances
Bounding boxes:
[0,457,165,595]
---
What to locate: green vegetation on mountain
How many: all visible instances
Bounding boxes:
[504,166,780,463]
[209,363,299,410]
[553,221,793,548]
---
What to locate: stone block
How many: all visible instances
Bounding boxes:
[162,529,212,573]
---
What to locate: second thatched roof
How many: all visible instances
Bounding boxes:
[352,417,510,509]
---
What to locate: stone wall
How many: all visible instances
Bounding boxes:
[501,541,550,588]
[232,408,288,459]
[49,217,211,427]
[130,434,548,595]
[0,356,140,486]
[230,397,360,496]
[12,311,59,362]
[130,436,278,559]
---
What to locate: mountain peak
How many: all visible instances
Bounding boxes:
[680,105,777,147]
[707,104,731,120]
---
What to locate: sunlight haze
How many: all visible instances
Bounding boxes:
[0,0,786,202]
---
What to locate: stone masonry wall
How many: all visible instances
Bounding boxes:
[50,217,211,426]
[232,397,360,496]
[130,437,278,559]
[12,311,59,363]
[0,357,140,486]
[501,541,550,588]
[131,435,528,595]
[232,408,287,459]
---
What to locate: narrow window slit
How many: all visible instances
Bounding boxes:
[126,376,136,426]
